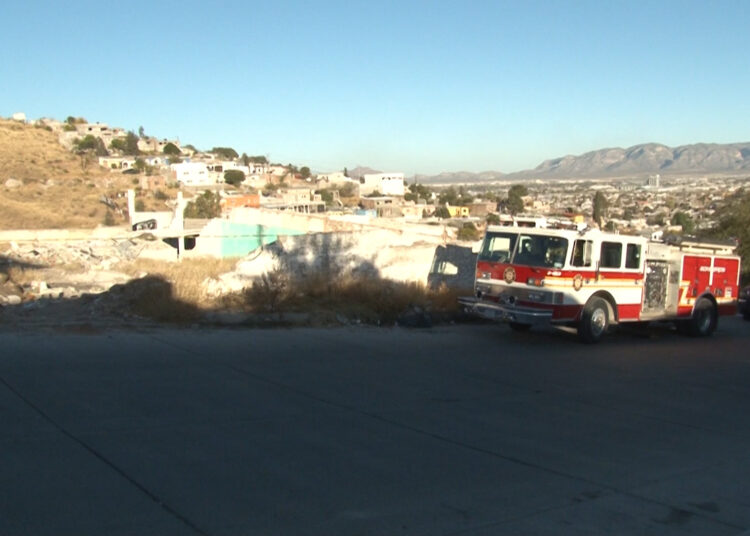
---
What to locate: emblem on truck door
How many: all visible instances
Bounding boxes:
[573,274,583,291]
[503,266,516,284]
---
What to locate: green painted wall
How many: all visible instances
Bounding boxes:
[219,222,303,258]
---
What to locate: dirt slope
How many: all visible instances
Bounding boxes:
[0,119,131,229]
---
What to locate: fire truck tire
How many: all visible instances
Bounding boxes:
[578,297,609,343]
[509,322,532,332]
[687,297,717,337]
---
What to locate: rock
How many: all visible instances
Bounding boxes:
[1,295,22,306]
[4,178,22,189]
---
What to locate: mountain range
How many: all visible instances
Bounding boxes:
[410,142,750,184]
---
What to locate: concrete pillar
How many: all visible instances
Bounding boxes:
[127,189,136,225]
[176,191,185,260]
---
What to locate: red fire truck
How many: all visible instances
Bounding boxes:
[460,224,741,342]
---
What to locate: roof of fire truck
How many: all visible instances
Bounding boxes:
[484,224,738,255]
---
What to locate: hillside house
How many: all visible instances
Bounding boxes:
[360,196,403,218]
[359,173,405,197]
[138,137,181,154]
[221,193,261,213]
[171,162,212,186]
[467,201,497,218]
[99,156,132,170]
[265,187,325,213]
[446,205,470,218]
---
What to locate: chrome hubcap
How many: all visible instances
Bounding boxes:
[591,308,607,337]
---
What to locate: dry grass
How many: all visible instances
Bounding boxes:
[0,119,132,229]
[223,268,464,324]
[117,257,238,307]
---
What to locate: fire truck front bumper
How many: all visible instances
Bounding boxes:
[459,297,553,325]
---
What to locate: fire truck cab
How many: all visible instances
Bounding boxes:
[460,224,741,343]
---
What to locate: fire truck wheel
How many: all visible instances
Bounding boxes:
[578,297,609,343]
[688,297,718,337]
[509,322,532,332]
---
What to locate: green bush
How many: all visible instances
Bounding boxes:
[457,223,480,241]
[224,169,246,187]
[184,191,221,219]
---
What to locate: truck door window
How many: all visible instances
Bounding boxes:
[571,240,593,267]
[515,235,568,268]
[625,243,641,269]
[600,242,623,269]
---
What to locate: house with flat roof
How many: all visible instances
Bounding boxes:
[359,173,405,197]
[171,162,213,186]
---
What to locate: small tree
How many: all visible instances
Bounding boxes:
[124,131,140,155]
[457,223,481,241]
[211,147,239,159]
[163,142,181,155]
[300,166,311,180]
[438,187,459,206]
[134,158,147,173]
[75,135,98,151]
[486,213,501,225]
[434,206,451,219]
[339,182,357,197]
[224,169,246,187]
[505,185,526,215]
[110,138,126,152]
[671,211,695,234]
[318,189,334,205]
[183,191,221,219]
[593,191,609,227]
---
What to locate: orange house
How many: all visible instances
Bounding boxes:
[221,194,261,212]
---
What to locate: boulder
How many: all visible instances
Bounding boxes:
[4,178,22,189]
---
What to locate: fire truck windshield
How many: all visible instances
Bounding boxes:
[479,231,568,269]
[478,232,518,263]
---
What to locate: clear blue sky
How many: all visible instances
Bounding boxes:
[2,0,749,175]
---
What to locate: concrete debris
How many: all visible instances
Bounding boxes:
[2,238,143,270]
[1,239,144,302]
[4,178,22,189]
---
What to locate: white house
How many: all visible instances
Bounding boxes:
[171,162,213,186]
[359,173,405,197]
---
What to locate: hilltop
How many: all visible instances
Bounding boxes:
[414,142,750,184]
[0,119,131,229]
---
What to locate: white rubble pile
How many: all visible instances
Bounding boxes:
[1,239,145,301]
[4,238,145,270]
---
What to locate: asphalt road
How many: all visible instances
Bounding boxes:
[1,317,750,535]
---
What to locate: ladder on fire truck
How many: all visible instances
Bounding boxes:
[663,235,738,255]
